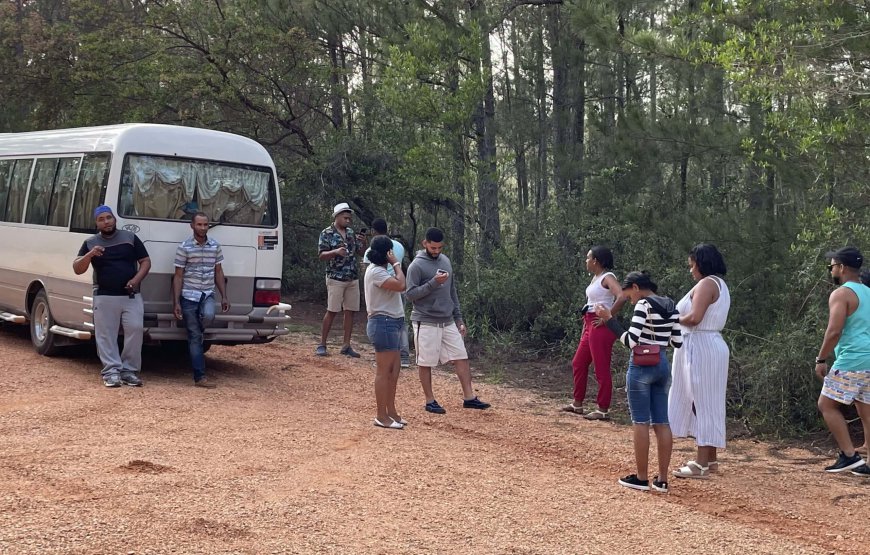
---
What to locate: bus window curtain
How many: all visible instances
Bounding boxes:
[129,156,269,224]
[129,156,195,219]
[197,166,269,225]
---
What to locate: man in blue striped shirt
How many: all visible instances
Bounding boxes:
[173,212,230,388]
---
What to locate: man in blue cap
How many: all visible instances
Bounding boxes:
[73,205,151,387]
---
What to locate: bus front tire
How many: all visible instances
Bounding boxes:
[30,290,60,356]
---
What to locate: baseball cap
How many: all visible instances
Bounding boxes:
[332,202,353,218]
[825,246,864,269]
[93,205,113,218]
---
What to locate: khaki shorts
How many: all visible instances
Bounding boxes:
[326,278,360,312]
[821,369,870,405]
[414,321,467,367]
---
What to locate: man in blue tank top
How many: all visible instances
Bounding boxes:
[815,246,870,475]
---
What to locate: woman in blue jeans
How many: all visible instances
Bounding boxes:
[596,271,683,493]
[364,236,408,429]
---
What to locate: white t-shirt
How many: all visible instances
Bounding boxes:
[364,264,404,318]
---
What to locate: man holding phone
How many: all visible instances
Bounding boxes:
[316,202,366,357]
[405,227,490,413]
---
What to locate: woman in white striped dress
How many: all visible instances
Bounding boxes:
[669,244,730,478]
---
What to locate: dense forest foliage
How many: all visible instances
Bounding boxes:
[2,0,868,435]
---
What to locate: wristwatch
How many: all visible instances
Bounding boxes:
[815,357,826,365]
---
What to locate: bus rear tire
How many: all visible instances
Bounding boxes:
[30,290,60,356]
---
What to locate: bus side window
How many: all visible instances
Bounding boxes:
[47,157,81,227]
[70,153,110,232]
[3,159,34,223]
[0,160,12,219]
[25,158,60,225]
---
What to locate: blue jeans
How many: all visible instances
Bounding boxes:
[626,350,671,425]
[180,294,215,382]
[367,315,404,352]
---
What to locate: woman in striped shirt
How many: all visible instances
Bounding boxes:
[596,271,683,493]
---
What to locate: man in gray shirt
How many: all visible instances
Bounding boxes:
[405,227,490,414]
[73,205,151,388]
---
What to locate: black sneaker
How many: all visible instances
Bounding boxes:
[425,400,446,414]
[851,464,870,477]
[103,374,122,388]
[340,345,361,358]
[463,396,491,410]
[824,451,865,473]
[618,474,650,491]
[120,372,142,387]
[651,477,669,493]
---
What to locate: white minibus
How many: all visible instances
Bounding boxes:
[0,124,290,355]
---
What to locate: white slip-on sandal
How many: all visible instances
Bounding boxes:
[583,409,610,421]
[672,460,710,479]
[374,417,404,430]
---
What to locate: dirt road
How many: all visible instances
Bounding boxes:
[0,321,867,554]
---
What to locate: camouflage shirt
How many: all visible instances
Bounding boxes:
[318,224,360,281]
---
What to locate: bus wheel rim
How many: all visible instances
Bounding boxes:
[33,302,48,343]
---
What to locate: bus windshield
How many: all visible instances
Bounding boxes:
[118,154,278,227]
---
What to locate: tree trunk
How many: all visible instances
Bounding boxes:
[340,44,352,134]
[508,17,529,209]
[571,36,586,196]
[472,1,501,261]
[327,34,343,130]
[616,12,626,122]
[533,13,549,215]
[547,6,569,198]
[359,26,372,142]
[747,99,765,210]
[649,10,657,126]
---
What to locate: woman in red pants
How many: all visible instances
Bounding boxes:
[563,246,625,420]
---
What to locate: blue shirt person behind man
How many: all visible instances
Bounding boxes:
[172,212,230,388]
[73,205,151,388]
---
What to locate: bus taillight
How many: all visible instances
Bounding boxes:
[253,279,282,306]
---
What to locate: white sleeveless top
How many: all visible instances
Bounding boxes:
[676,276,730,332]
[585,272,616,310]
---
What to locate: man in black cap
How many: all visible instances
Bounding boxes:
[815,246,870,476]
[73,205,151,387]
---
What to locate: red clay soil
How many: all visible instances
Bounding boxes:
[0,316,867,554]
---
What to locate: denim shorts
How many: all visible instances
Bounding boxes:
[626,350,671,425]
[366,315,404,352]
